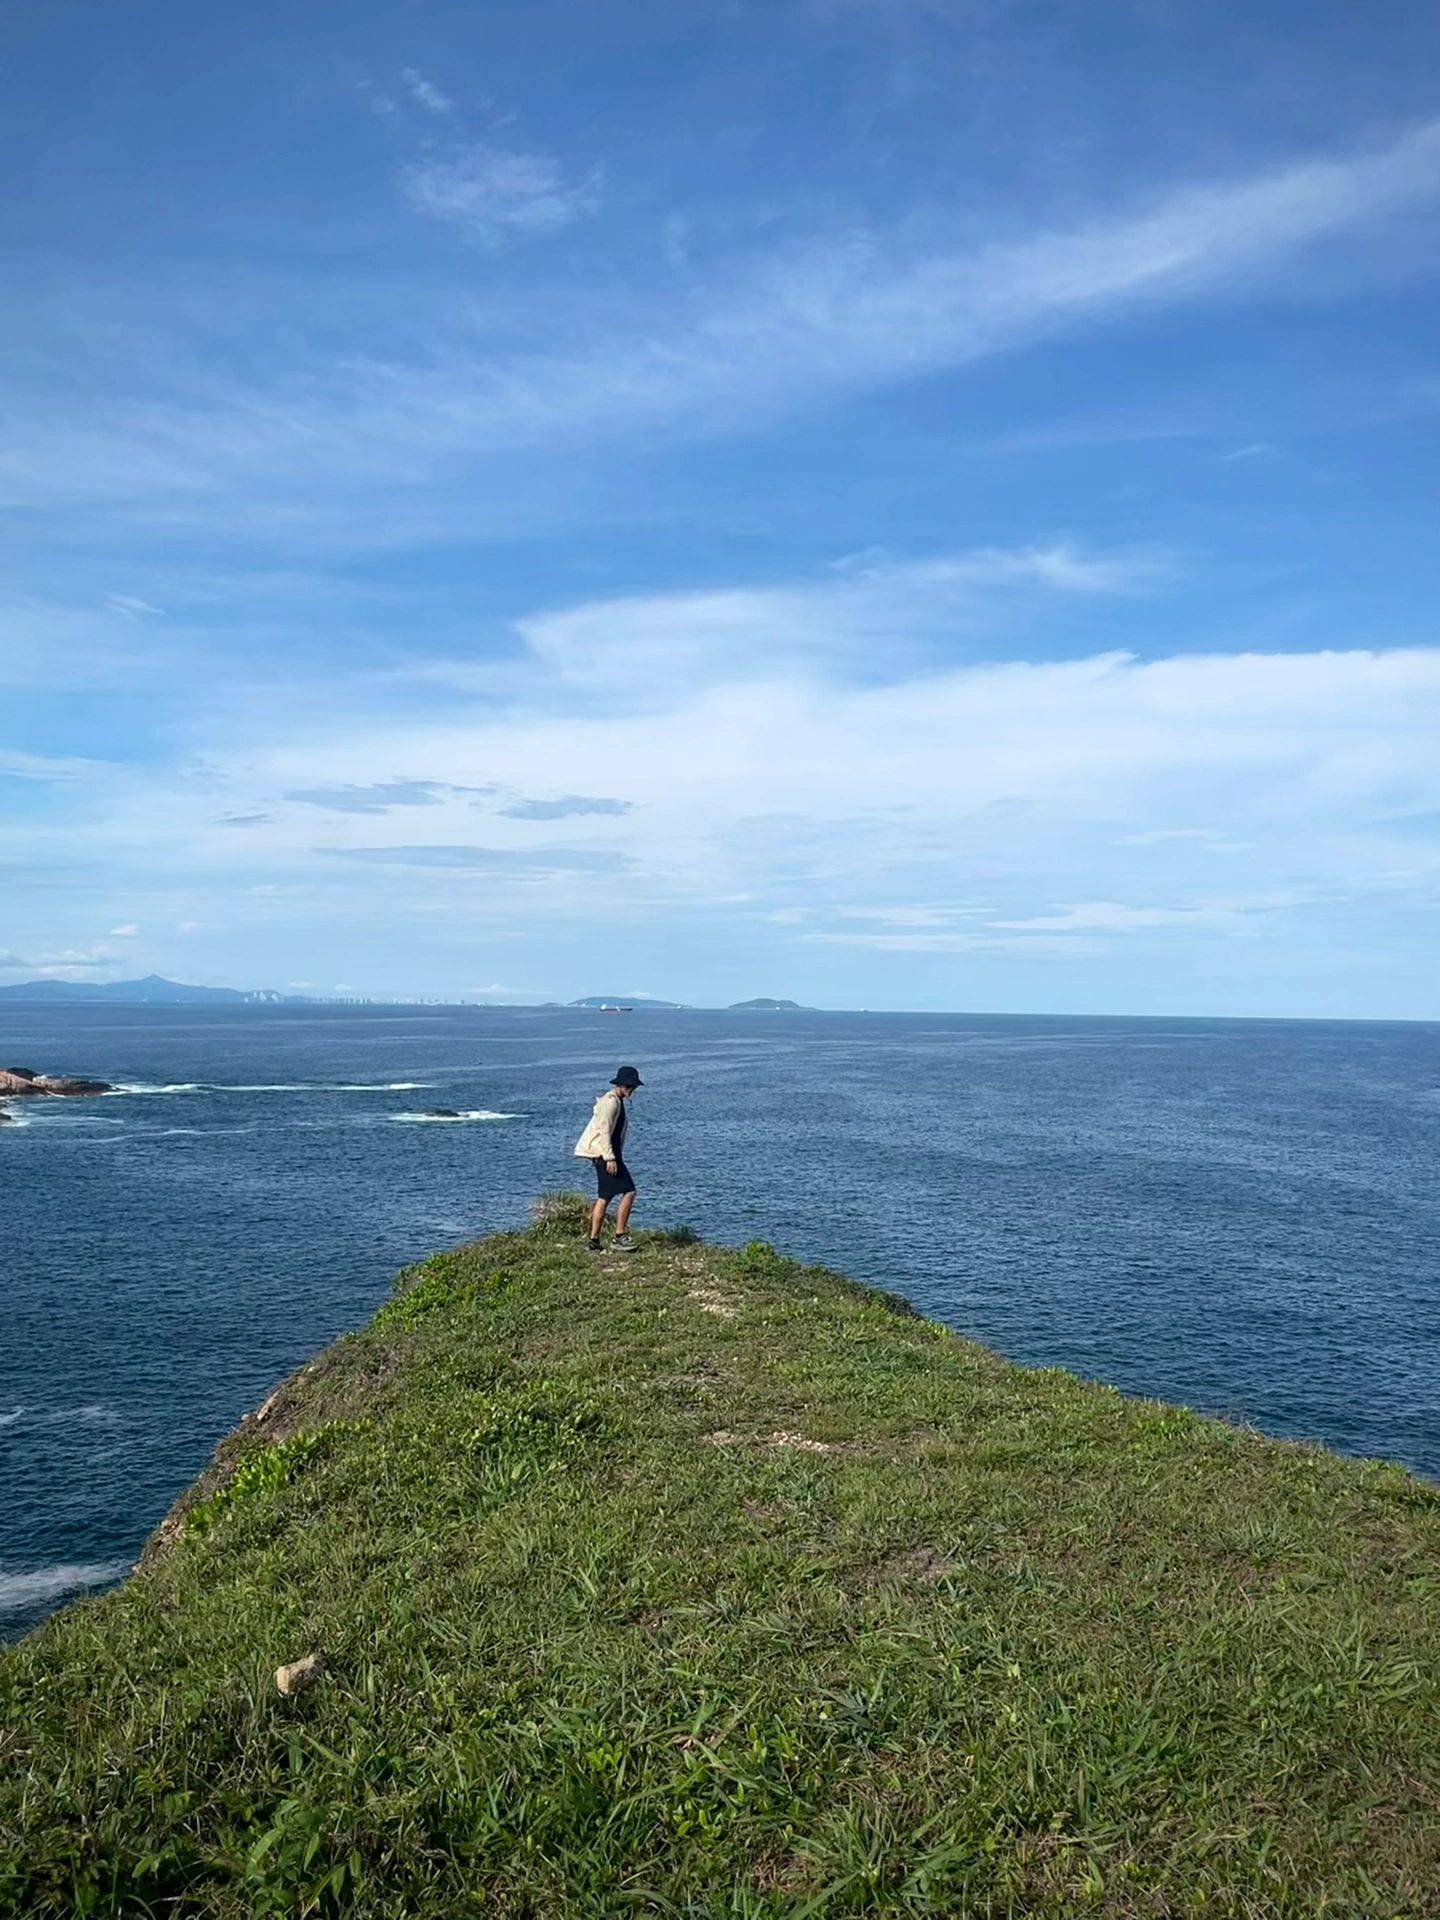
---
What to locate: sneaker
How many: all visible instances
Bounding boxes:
[611,1234,636,1252]
[585,1238,604,1253]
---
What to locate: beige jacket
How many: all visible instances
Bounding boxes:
[573,1090,627,1160]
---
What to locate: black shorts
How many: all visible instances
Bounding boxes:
[593,1156,636,1200]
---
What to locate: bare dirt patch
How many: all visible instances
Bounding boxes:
[689,1285,739,1318]
[862,1547,958,1589]
[701,1429,836,1453]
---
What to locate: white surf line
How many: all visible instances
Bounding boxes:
[107,1080,438,1094]
[0,1561,131,1613]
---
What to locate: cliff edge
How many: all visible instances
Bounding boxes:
[2,1200,1437,1916]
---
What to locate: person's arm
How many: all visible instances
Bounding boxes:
[603,1094,622,1172]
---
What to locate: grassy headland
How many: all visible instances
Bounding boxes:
[3,1200,1438,1917]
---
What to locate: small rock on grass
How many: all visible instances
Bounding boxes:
[275,1652,325,1697]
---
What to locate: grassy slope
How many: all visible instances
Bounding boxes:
[2,1203,1438,1919]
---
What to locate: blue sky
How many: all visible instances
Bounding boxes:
[5,0,1440,1015]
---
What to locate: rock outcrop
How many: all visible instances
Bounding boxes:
[0,1066,113,1124]
[1,1067,113,1097]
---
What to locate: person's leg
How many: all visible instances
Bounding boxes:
[588,1196,608,1242]
[614,1189,635,1235]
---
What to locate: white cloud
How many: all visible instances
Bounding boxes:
[323,845,630,874]
[0,945,117,977]
[17,534,1440,1003]
[8,120,1439,509]
[285,778,495,814]
[1117,827,1229,846]
[480,113,1440,447]
[516,544,1156,691]
[501,795,633,819]
[135,625,1439,976]
[108,923,140,937]
[839,905,992,927]
[0,748,108,783]
[403,143,600,243]
[813,931,1107,956]
[986,897,1306,934]
[400,68,453,116]
[397,112,1440,449]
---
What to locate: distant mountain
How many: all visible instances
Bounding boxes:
[0,974,291,1006]
[728,997,809,1011]
[569,995,690,1011]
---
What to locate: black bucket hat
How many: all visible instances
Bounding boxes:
[612,1065,644,1088]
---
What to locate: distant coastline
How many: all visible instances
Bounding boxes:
[3,975,1436,1022]
[0,975,815,1014]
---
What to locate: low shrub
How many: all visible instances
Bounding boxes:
[737,1240,794,1279]
[186,1424,349,1536]
[373,1266,459,1330]
[530,1190,591,1236]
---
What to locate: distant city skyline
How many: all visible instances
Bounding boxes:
[5,2,1440,1018]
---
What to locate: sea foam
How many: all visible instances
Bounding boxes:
[109,1081,436,1095]
[0,1561,130,1613]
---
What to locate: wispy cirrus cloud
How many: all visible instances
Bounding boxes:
[400,68,453,116]
[501,795,634,820]
[0,945,118,977]
[6,120,1439,514]
[0,749,109,784]
[812,930,1107,956]
[322,845,631,873]
[402,143,600,243]
[515,544,1158,691]
[815,891,1314,950]
[285,779,496,814]
[986,897,1308,934]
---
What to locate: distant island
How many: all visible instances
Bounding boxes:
[0,974,292,1006]
[568,995,691,1011]
[0,976,812,1012]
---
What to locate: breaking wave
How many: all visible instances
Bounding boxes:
[150,1126,259,1138]
[391,1110,520,1124]
[0,1404,122,1432]
[109,1081,436,1095]
[108,1083,203,1094]
[0,1561,131,1614]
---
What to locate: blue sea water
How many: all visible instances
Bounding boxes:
[3,1004,1438,1638]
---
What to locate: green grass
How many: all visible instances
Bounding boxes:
[3,1197,1438,1918]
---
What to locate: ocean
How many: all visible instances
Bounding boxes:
[4,1004,1438,1638]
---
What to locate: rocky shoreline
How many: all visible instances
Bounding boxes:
[0,1065,113,1124]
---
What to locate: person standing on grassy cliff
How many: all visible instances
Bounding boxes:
[574,1066,643,1252]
